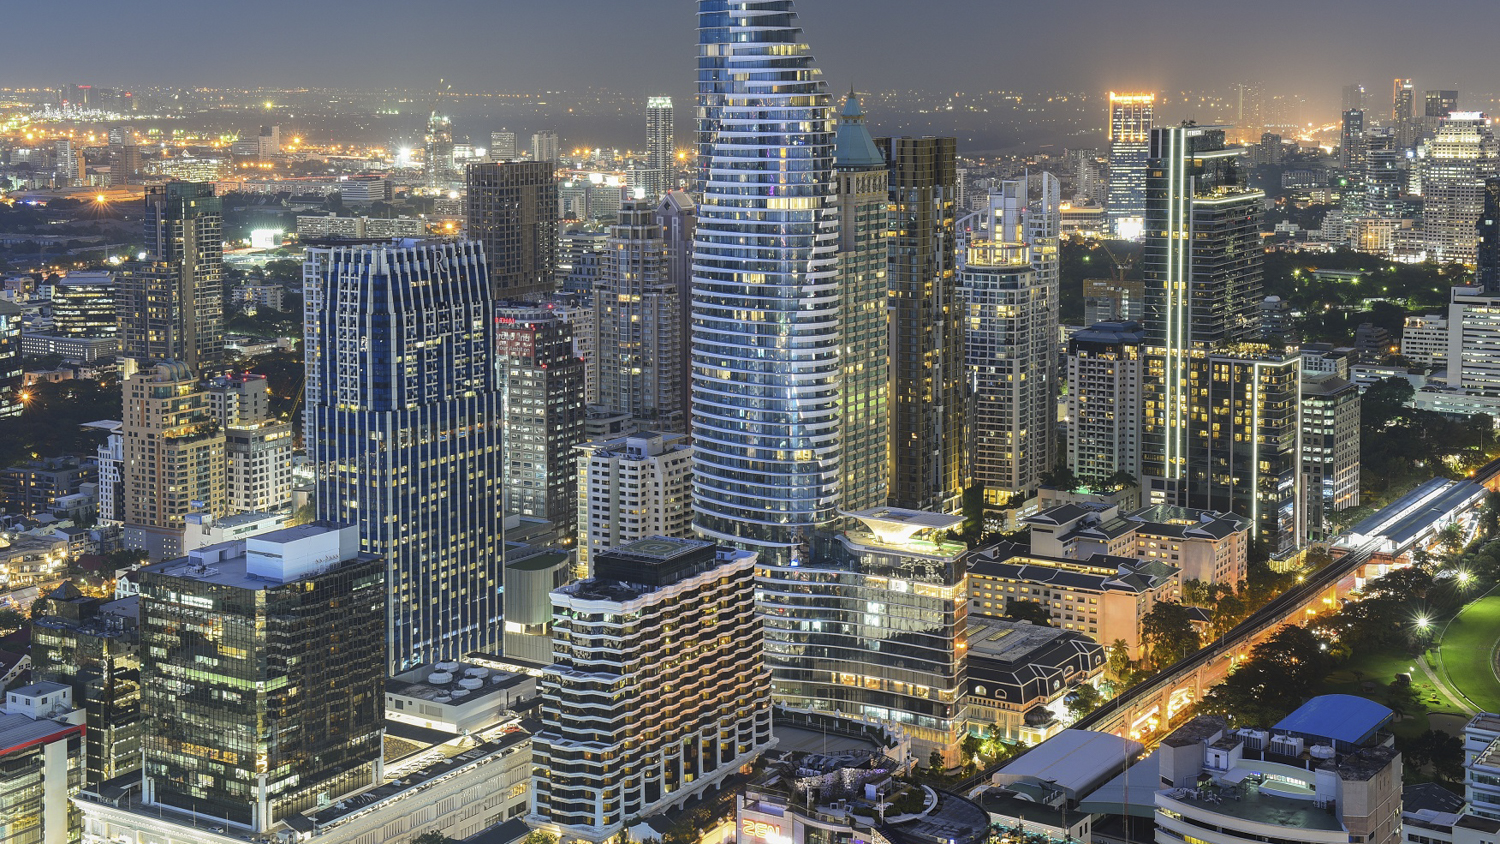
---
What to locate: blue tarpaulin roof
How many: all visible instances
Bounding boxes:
[1273,695,1393,746]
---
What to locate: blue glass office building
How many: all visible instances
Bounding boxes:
[304,239,505,671]
[692,0,841,557]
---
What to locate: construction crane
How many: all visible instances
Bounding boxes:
[1098,239,1135,283]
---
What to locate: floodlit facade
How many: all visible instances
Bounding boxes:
[531,538,773,843]
[1107,92,1154,239]
[692,0,841,555]
[305,239,504,672]
[1140,125,1302,555]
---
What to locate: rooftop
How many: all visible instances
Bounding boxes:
[1157,784,1344,832]
[0,711,79,756]
[387,662,530,705]
[844,507,963,546]
[996,729,1143,798]
[1273,694,1393,747]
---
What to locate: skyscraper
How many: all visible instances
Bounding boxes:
[0,300,22,419]
[1478,177,1500,292]
[530,129,560,167]
[692,0,841,556]
[576,431,694,574]
[881,135,966,514]
[833,91,890,513]
[1419,112,1497,264]
[464,160,559,301]
[960,174,1059,503]
[1342,83,1366,113]
[1141,124,1304,554]
[52,271,114,336]
[1393,79,1417,148]
[1365,130,1405,219]
[1341,109,1366,171]
[645,96,674,198]
[118,182,225,371]
[121,362,225,561]
[138,524,386,831]
[654,190,697,426]
[489,129,518,161]
[1426,89,1460,119]
[593,199,684,432]
[1107,92,1154,239]
[424,113,456,188]
[305,239,504,671]
[1067,320,1145,484]
[496,304,586,544]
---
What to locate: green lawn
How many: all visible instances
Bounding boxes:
[1437,595,1500,714]
[1317,644,1465,740]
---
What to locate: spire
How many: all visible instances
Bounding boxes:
[835,90,884,169]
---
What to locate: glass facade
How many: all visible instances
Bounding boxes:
[139,545,386,831]
[305,240,505,671]
[760,524,969,765]
[692,0,841,555]
[0,729,83,844]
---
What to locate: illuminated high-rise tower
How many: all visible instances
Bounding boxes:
[117,182,225,371]
[424,113,455,188]
[881,134,966,514]
[1140,124,1303,555]
[1419,112,1497,264]
[1393,79,1416,148]
[1107,92,1154,239]
[645,96,674,198]
[833,91,890,513]
[692,0,840,557]
[305,239,504,671]
[961,173,1059,502]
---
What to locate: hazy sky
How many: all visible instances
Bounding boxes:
[4,0,1498,111]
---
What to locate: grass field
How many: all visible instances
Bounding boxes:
[1317,645,1464,740]
[1437,594,1500,714]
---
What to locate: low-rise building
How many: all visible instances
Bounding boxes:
[1027,502,1248,591]
[967,541,1178,657]
[964,619,1104,744]
[1402,314,1450,368]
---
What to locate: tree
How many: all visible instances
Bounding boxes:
[1106,639,1135,686]
[960,731,983,763]
[1040,464,1083,492]
[520,833,558,844]
[1141,601,1200,669]
[410,833,458,844]
[1197,624,1331,726]
[0,608,25,632]
[1002,598,1053,627]
[1065,684,1103,720]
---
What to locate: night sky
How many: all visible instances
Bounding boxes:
[3,0,1498,111]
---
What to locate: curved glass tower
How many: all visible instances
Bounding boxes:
[692,0,839,557]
